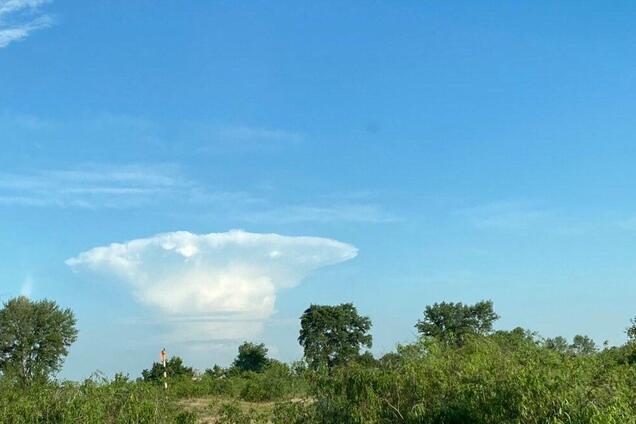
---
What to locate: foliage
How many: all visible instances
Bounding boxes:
[306,336,636,423]
[205,364,225,378]
[415,299,498,346]
[627,317,636,342]
[570,334,597,355]
[271,401,317,424]
[0,375,194,423]
[166,361,308,403]
[545,334,598,356]
[141,356,194,383]
[4,298,636,423]
[544,335,570,353]
[216,402,269,424]
[0,297,78,386]
[299,303,372,369]
[232,342,269,373]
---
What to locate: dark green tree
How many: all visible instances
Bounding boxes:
[545,335,597,356]
[298,303,372,369]
[415,300,499,346]
[570,335,597,356]
[232,342,269,373]
[627,317,636,342]
[205,364,225,378]
[0,296,78,386]
[491,327,538,351]
[544,336,570,353]
[141,356,194,382]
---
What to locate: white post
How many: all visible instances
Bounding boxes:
[161,348,168,390]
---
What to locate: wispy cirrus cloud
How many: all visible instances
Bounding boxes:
[0,0,53,48]
[1,113,304,158]
[0,164,396,224]
[66,230,358,342]
[240,204,397,224]
[186,123,305,152]
[0,164,195,208]
[455,200,553,231]
[217,126,303,144]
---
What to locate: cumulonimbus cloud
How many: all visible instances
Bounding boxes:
[66,230,358,341]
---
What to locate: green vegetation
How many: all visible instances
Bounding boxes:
[0,297,77,387]
[232,342,270,373]
[415,300,498,346]
[3,297,636,422]
[299,303,372,369]
[142,356,194,383]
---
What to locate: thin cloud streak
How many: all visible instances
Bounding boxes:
[0,0,53,48]
[455,200,553,231]
[0,164,193,209]
[217,126,304,143]
[0,164,396,224]
[240,204,398,224]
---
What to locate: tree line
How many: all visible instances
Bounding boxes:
[2,296,635,384]
[4,296,636,422]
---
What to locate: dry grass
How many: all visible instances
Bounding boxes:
[178,396,276,423]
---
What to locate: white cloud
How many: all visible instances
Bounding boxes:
[456,200,552,230]
[0,0,53,48]
[0,164,395,224]
[0,164,196,208]
[66,230,357,342]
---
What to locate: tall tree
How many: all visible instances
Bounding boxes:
[298,303,372,369]
[232,342,269,373]
[570,334,597,356]
[415,300,499,346]
[0,296,78,386]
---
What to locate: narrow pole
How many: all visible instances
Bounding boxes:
[161,348,168,390]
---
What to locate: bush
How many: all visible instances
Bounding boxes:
[307,337,636,424]
[0,376,194,423]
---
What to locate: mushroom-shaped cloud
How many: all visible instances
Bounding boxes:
[66,230,358,341]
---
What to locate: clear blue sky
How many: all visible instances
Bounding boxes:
[2,0,636,380]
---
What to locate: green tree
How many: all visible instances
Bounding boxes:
[141,356,193,382]
[627,317,636,342]
[205,364,225,378]
[570,334,597,356]
[298,303,372,369]
[415,300,499,346]
[545,336,570,353]
[0,296,78,386]
[232,342,269,373]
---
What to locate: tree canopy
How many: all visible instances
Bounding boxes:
[415,300,499,346]
[232,342,269,373]
[0,296,78,386]
[298,303,372,369]
[141,356,194,382]
[545,334,597,356]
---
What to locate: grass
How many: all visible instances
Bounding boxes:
[178,396,276,423]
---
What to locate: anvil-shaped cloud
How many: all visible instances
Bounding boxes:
[66,230,357,340]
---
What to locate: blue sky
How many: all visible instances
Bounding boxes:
[2,0,636,379]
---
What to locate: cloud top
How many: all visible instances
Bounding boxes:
[67,230,357,340]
